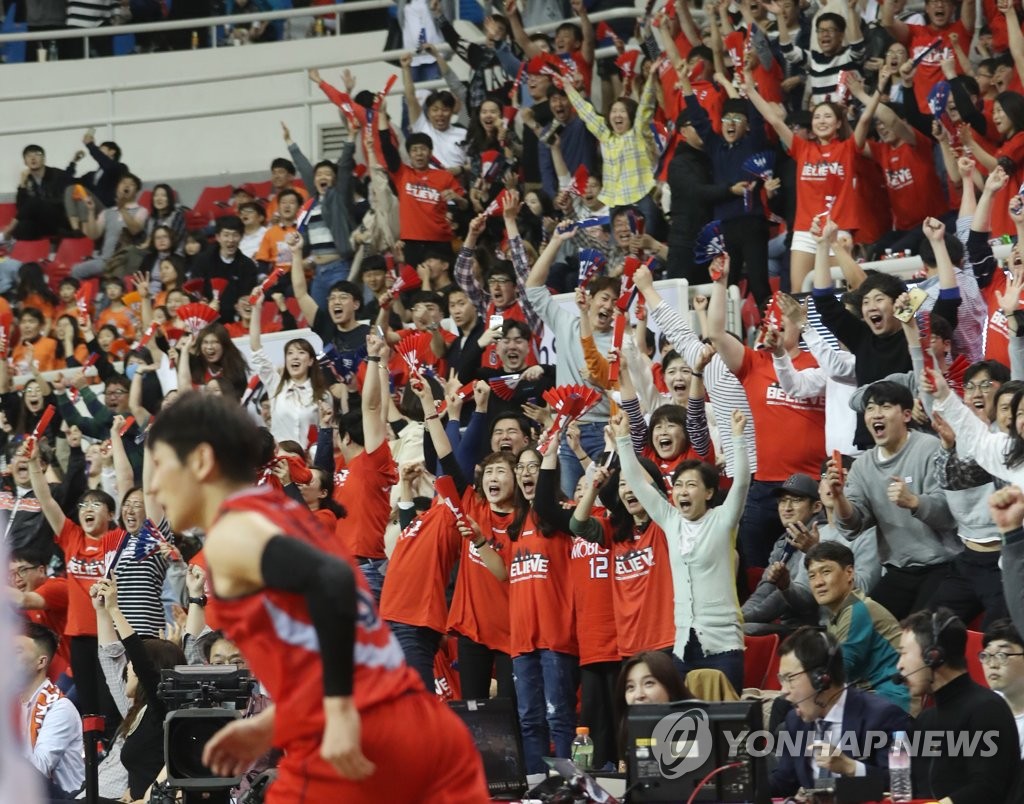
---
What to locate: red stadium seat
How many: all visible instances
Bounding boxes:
[743,633,779,690]
[185,184,234,229]
[965,630,987,687]
[746,567,764,597]
[137,189,153,210]
[0,202,15,231]
[10,239,51,263]
[47,238,95,290]
[763,647,782,691]
[247,180,272,201]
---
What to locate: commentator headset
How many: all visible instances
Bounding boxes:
[922,612,958,670]
[808,631,840,694]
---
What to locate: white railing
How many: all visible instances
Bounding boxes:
[0,0,390,56]
[0,6,643,149]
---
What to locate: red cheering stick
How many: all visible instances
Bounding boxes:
[82,352,100,369]
[911,37,943,68]
[616,256,641,312]
[608,314,627,384]
[0,324,8,361]
[134,321,159,351]
[24,405,55,459]
[832,449,844,485]
[372,74,398,115]
[75,288,91,330]
[485,188,510,217]
[249,266,286,305]
[240,374,262,407]
[754,292,783,350]
[118,416,136,437]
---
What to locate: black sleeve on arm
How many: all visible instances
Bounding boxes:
[379,128,402,173]
[950,80,987,135]
[439,450,470,496]
[532,467,573,532]
[121,632,164,711]
[281,483,305,504]
[260,535,357,697]
[899,83,935,138]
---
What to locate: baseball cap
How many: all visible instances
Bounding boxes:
[771,473,819,500]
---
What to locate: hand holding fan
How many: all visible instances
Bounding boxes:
[249,266,287,304]
[537,384,603,455]
[388,263,423,300]
[24,405,55,459]
[489,373,523,400]
[694,220,726,269]
[176,303,220,337]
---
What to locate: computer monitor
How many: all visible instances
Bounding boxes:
[626,699,770,803]
[448,698,528,800]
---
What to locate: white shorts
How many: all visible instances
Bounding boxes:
[790,229,846,256]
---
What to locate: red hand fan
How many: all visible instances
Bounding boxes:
[176,303,220,337]
[570,164,590,197]
[0,325,8,361]
[389,264,423,298]
[182,279,206,299]
[163,326,185,348]
[108,339,130,360]
[488,373,522,400]
[485,189,510,217]
[134,321,159,350]
[210,277,229,302]
[249,266,287,304]
[240,374,262,406]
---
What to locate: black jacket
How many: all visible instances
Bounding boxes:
[665,142,730,282]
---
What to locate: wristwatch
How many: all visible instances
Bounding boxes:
[188,595,208,608]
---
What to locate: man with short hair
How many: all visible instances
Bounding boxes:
[254,188,301,275]
[828,380,960,619]
[3,145,69,243]
[806,541,908,710]
[9,547,70,682]
[981,618,1024,756]
[65,128,127,226]
[770,626,911,798]
[16,623,83,796]
[72,173,149,280]
[536,84,598,198]
[188,215,259,325]
[264,156,304,223]
[777,10,865,106]
[897,608,1019,803]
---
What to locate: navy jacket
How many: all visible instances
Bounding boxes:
[769,687,912,797]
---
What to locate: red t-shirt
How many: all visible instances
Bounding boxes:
[56,519,125,637]
[560,49,593,96]
[446,489,513,653]
[568,533,618,665]
[24,577,70,679]
[983,268,1023,366]
[507,512,577,658]
[207,484,420,749]
[906,22,970,113]
[989,131,1024,239]
[868,136,946,231]
[333,442,398,559]
[788,135,860,231]
[380,480,463,634]
[605,517,675,658]
[480,300,538,369]
[391,163,463,242]
[735,347,826,481]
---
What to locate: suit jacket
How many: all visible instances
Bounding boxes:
[769,687,913,797]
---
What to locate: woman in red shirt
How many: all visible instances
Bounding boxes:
[963,91,1024,239]
[746,72,866,293]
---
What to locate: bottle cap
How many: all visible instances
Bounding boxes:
[576,727,590,735]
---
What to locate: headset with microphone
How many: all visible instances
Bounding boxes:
[891,611,958,685]
[790,631,845,707]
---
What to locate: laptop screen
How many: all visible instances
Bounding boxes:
[448,698,528,798]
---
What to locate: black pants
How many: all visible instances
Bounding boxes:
[872,563,952,621]
[456,634,515,701]
[722,215,771,308]
[928,548,1007,630]
[738,479,783,569]
[667,241,711,284]
[69,634,120,738]
[579,661,619,770]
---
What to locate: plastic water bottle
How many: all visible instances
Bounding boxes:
[571,727,594,770]
[47,41,58,62]
[889,730,912,802]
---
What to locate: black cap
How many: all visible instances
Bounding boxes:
[771,473,819,500]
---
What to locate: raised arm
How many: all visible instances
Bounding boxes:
[287,231,319,325]
[743,68,793,148]
[706,255,745,373]
[362,333,387,453]
[399,54,424,127]
[881,0,910,44]
[27,447,66,535]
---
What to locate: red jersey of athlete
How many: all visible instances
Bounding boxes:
[735,347,825,481]
[23,577,70,679]
[56,520,125,637]
[603,517,675,657]
[641,443,714,489]
[333,442,398,559]
[788,135,860,231]
[724,30,783,103]
[868,136,946,231]
[989,131,1024,239]
[568,532,618,665]
[906,22,970,113]
[507,512,577,657]
[380,477,463,633]
[391,163,463,242]
[206,485,421,751]
[446,488,513,654]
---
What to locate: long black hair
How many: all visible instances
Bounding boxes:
[598,455,666,543]
[1004,388,1024,468]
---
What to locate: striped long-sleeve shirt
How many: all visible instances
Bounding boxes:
[649,300,757,477]
[780,39,865,106]
[453,235,543,337]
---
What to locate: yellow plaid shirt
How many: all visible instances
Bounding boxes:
[565,77,658,208]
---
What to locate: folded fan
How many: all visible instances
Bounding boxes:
[296,196,317,236]
[927,81,951,119]
[133,321,160,351]
[743,151,775,180]
[577,249,606,288]
[694,219,726,266]
[24,405,55,459]
[176,302,220,337]
[568,164,590,197]
[537,384,603,455]
[182,278,206,298]
[754,292,783,350]
[608,314,627,384]
[568,215,611,231]
[240,374,262,407]
[488,373,523,400]
[209,277,229,302]
[249,266,287,304]
[389,263,423,299]
[485,188,511,217]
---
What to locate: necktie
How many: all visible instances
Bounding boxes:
[813,719,830,780]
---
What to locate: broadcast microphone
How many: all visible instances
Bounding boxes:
[890,664,932,686]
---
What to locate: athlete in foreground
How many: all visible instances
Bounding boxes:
[146,391,489,803]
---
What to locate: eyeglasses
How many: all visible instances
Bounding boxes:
[488,277,514,286]
[105,388,126,397]
[121,500,145,510]
[978,650,1024,666]
[8,565,40,579]
[722,114,746,124]
[777,670,807,687]
[964,380,996,392]
[817,25,840,34]
[515,462,541,474]
[78,501,105,511]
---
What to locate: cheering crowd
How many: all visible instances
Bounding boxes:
[10,0,1024,800]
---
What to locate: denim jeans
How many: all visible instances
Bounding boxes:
[357,557,388,605]
[668,629,744,697]
[309,258,352,311]
[512,649,580,775]
[388,621,441,692]
[737,479,783,568]
[557,420,607,498]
